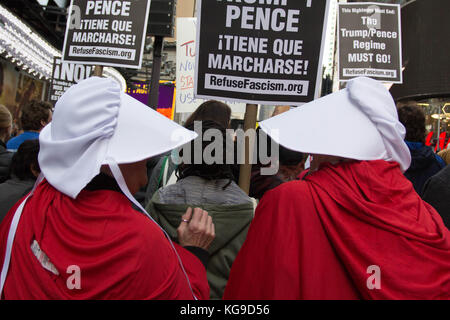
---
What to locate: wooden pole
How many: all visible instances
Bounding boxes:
[238,103,258,195]
[93,66,103,77]
[148,36,164,110]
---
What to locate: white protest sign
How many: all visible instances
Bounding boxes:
[176,17,245,114]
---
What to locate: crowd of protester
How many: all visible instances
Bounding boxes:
[0,76,449,300]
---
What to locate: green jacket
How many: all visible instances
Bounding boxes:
[146,191,254,299]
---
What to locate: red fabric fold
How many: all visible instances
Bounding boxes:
[0,180,209,300]
[224,160,450,300]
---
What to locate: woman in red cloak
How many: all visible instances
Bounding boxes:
[223,77,450,300]
[0,77,214,299]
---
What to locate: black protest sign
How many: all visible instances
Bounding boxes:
[62,0,150,69]
[49,57,93,104]
[338,3,402,83]
[195,0,330,105]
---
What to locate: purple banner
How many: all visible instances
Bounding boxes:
[126,81,175,109]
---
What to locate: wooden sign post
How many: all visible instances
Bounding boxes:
[93,66,103,77]
[238,103,258,195]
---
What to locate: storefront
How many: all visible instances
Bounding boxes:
[0,3,56,122]
[0,3,126,125]
[390,0,450,152]
[415,99,449,152]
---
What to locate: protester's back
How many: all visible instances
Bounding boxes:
[146,119,254,299]
[0,77,211,300]
[224,77,450,300]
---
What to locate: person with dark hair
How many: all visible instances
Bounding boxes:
[144,100,233,205]
[249,105,305,200]
[278,145,305,180]
[6,100,52,151]
[249,128,305,200]
[397,105,445,196]
[146,119,254,299]
[184,100,231,129]
[0,105,13,182]
[176,120,236,188]
[0,139,40,222]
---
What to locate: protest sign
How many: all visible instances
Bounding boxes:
[62,0,151,69]
[338,2,402,83]
[49,57,93,104]
[194,0,330,105]
[176,17,245,114]
[176,18,203,113]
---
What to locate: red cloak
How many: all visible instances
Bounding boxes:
[223,160,450,299]
[0,180,209,299]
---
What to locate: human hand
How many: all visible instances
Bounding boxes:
[177,207,215,250]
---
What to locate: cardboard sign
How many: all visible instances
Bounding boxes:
[176,17,245,113]
[49,57,93,103]
[338,2,402,83]
[194,0,330,105]
[176,18,203,113]
[62,0,151,69]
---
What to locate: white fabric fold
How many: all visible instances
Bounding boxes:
[39,77,120,198]
[347,77,411,172]
[259,77,411,172]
